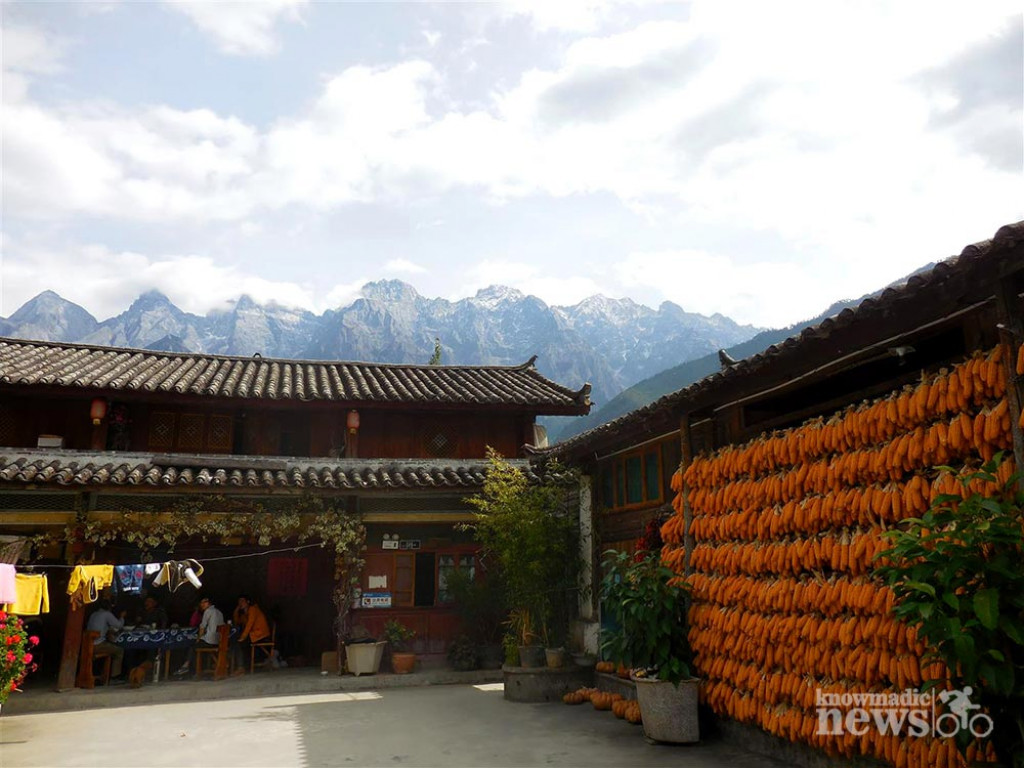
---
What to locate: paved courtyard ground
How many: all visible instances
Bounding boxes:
[1,683,787,768]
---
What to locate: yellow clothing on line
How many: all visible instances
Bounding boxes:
[2,573,50,615]
[67,565,114,604]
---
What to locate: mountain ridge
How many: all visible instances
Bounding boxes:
[1,281,764,411]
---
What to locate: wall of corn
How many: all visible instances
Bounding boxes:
[661,344,1024,768]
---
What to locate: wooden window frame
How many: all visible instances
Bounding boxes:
[598,443,665,513]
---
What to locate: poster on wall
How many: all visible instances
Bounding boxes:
[361,592,392,608]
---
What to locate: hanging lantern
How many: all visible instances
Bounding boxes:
[89,398,108,425]
[346,409,360,434]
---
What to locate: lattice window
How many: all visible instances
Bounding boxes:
[148,412,176,449]
[421,420,456,458]
[177,413,205,451]
[0,404,16,446]
[0,493,78,511]
[207,415,233,452]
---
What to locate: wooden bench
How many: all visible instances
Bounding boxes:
[195,624,231,680]
[76,630,112,689]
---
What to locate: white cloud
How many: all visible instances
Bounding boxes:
[384,259,428,275]
[2,23,67,103]
[614,249,823,328]
[165,0,306,56]
[499,0,616,33]
[2,24,66,75]
[2,6,1020,327]
[323,279,368,310]
[0,237,352,319]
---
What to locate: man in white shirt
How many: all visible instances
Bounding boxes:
[86,599,126,680]
[174,597,224,677]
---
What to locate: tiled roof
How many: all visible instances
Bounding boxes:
[551,220,1024,458]
[0,450,570,490]
[0,341,591,414]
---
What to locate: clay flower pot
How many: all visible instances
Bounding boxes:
[391,652,416,674]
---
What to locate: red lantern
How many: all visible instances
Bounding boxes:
[346,409,360,434]
[89,398,108,425]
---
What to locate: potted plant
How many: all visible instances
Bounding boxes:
[874,456,1024,767]
[465,451,580,670]
[383,619,416,674]
[507,607,544,667]
[600,549,698,744]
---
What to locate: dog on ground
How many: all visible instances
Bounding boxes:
[128,660,154,689]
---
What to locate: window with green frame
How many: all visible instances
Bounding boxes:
[598,444,664,510]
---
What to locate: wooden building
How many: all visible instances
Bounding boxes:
[0,340,591,679]
[552,221,1024,765]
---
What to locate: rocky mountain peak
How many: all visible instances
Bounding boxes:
[2,284,766,414]
[471,285,527,309]
[128,289,177,313]
[2,291,99,342]
[360,280,421,304]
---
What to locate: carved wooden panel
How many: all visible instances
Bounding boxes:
[148,411,176,449]
[0,404,16,446]
[207,414,233,452]
[177,413,205,451]
[420,419,457,458]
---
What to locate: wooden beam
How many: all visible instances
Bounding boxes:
[361,512,475,523]
[995,280,1024,491]
[0,513,75,525]
[56,603,84,691]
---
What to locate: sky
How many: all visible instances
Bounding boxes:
[1,1,1021,329]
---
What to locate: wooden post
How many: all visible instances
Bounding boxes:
[214,624,230,680]
[679,414,694,577]
[56,603,85,691]
[995,279,1024,491]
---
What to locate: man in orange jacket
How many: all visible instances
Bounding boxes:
[231,595,271,675]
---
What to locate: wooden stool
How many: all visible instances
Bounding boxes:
[76,630,112,689]
[251,623,276,673]
[195,624,231,680]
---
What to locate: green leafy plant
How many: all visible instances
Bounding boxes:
[0,612,39,704]
[447,634,479,671]
[599,549,692,685]
[383,620,416,652]
[444,564,507,645]
[874,455,1024,767]
[465,450,580,651]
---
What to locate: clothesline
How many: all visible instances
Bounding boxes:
[16,542,326,569]
[3,542,328,615]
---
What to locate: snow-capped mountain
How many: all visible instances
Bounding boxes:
[1,281,762,408]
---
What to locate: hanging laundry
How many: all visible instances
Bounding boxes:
[152,559,204,592]
[114,564,145,594]
[3,573,49,616]
[144,563,162,576]
[0,564,15,604]
[67,564,114,607]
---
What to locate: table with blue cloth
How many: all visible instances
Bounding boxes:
[114,626,238,682]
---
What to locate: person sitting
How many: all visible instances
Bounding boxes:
[137,595,169,629]
[85,599,126,682]
[173,596,224,677]
[230,595,270,675]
